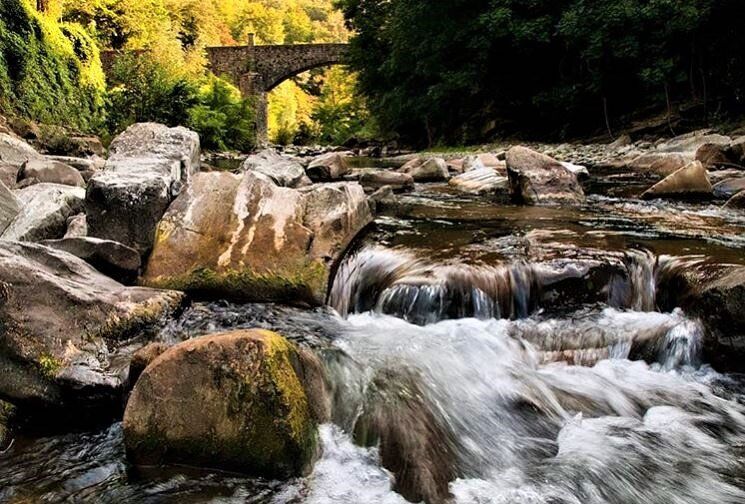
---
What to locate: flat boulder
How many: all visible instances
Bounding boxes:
[41,237,141,284]
[141,172,372,305]
[641,161,712,200]
[86,123,200,255]
[242,149,310,188]
[123,329,323,477]
[0,241,184,416]
[399,157,450,182]
[18,158,85,187]
[506,146,585,205]
[449,167,509,194]
[656,131,731,154]
[359,170,415,192]
[306,152,349,181]
[2,183,85,242]
[0,180,20,234]
[628,152,691,176]
[0,133,43,167]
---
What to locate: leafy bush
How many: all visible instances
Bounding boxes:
[106,53,256,151]
[187,77,256,152]
[0,0,105,131]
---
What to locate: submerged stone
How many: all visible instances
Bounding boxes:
[123,329,325,477]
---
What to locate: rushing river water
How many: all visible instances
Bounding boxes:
[2,164,745,503]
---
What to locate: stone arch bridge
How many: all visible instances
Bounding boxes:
[102,37,348,144]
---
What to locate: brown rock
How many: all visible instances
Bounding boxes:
[724,191,745,209]
[141,172,372,305]
[41,236,142,284]
[306,152,350,181]
[506,146,585,205]
[127,342,170,386]
[695,143,739,169]
[123,330,323,477]
[399,157,450,182]
[0,241,184,415]
[19,159,85,188]
[641,161,712,200]
[628,152,691,176]
[359,170,414,191]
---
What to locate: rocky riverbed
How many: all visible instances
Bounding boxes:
[1,121,745,503]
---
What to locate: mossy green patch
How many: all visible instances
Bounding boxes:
[143,261,329,306]
[37,353,62,379]
[0,0,105,131]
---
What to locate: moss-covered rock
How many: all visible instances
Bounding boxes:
[141,171,373,305]
[123,329,326,477]
[0,241,184,418]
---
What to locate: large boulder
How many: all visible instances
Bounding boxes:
[242,149,310,188]
[655,131,731,154]
[359,170,415,192]
[41,237,141,284]
[448,167,509,194]
[0,241,184,416]
[0,180,20,234]
[141,172,373,305]
[683,267,745,372]
[506,146,585,205]
[64,213,87,238]
[1,183,85,242]
[123,329,324,477]
[47,155,104,182]
[0,163,19,188]
[628,152,691,176]
[641,161,712,200]
[18,158,85,188]
[695,143,740,170]
[306,152,350,181]
[86,123,200,255]
[0,133,43,167]
[399,157,450,182]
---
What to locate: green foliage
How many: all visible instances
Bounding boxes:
[0,0,105,131]
[188,77,256,151]
[105,53,255,151]
[339,0,745,145]
[105,53,199,134]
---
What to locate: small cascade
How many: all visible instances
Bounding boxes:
[330,245,703,324]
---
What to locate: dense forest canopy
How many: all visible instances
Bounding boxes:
[338,0,745,146]
[0,0,368,147]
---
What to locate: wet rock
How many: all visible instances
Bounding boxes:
[18,158,85,188]
[449,167,509,194]
[695,143,739,169]
[399,157,450,182]
[64,213,87,238]
[354,369,457,504]
[368,186,395,209]
[628,152,691,176]
[506,146,585,205]
[0,133,43,167]
[123,329,322,477]
[641,161,712,200]
[2,183,85,242]
[127,342,169,386]
[0,179,20,234]
[242,149,310,188]
[40,237,141,284]
[724,191,745,209]
[712,178,745,199]
[141,172,372,306]
[359,170,414,191]
[0,241,184,418]
[656,131,731,154]
[731,136,745,164]
[86,123,200,255]
[307,152,350,181]
[684,267,745,372]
